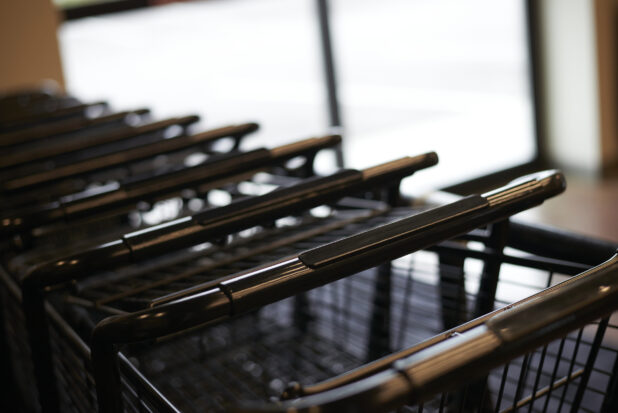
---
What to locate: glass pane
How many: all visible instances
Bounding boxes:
[332,0,537,193]
[59,0,536,190]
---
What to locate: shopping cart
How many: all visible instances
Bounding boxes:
[17,169,568,412]
[82,170,616,413]
[18,154,436,413]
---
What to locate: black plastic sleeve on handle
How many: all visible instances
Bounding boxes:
[299,195,488,268]
[121,148,272,197]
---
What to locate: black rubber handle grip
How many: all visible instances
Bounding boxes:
[299,195,488,268]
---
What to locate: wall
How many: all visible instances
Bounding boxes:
[0,0,65,92]
[538,0,618,175]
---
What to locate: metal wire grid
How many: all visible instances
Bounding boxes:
[399,318,618,413]
[0,270,41,412]
[48,305,97,412]
[100,247,617,412]
[46,296,176,413]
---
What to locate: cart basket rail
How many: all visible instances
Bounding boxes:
[239,251,618,413]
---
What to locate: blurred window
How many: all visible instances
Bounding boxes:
[58,0,537,193]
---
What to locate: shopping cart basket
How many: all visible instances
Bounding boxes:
[241,249,618,413]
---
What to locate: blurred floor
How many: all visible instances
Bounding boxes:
[517,174,618,243]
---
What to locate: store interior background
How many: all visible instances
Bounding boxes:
[1,0,616,241]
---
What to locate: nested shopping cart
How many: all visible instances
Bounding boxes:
[85,171,615,413]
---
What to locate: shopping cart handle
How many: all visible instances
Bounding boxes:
[299,170,565,268]
[300,195,487,268]
[487,252,618,342]
[190,152,437,226]
[0,114,200,169]
[1,122,259,193]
